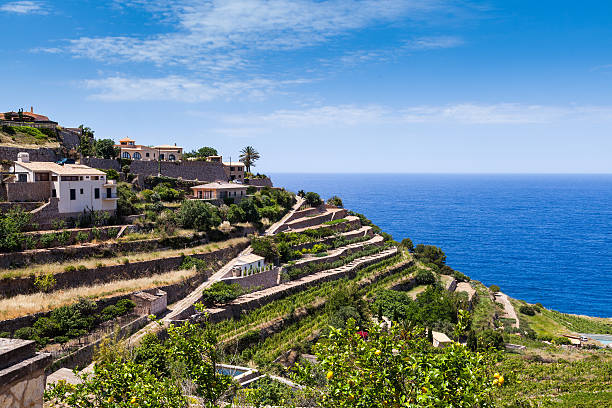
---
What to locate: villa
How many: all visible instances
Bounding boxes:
[10,153,117,214]
[223,161,245,181]
[190,181,247,201]
[116,138,183,161]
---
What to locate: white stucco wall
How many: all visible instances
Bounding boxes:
[54,180,117,213]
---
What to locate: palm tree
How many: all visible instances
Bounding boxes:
[239,146,260,173]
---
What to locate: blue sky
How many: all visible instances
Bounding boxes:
[1,0,611,173]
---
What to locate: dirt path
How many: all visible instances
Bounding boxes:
[495,292,519,328]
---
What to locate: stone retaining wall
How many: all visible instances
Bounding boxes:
[0,202,42,214]
[285,205,324,222]
[0,226,254,269]
[81,158,228,182]
[4,182,51,202]
[0,146,58,162]
[220,267,280,291]
[245,177,273,187]
[290,227,373,252]
[279,209,348,232]
[0,241,249,298]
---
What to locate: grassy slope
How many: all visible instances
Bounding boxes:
[0,127,59,148]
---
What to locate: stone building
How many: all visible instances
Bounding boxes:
[223,161,245,181]
[0,338,51,408]
[190,181,247,200]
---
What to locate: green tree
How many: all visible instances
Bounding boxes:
[176,200,222,231]
[184,146,218,160]
[239,145,260,173]
[116,183,138,216]
[400,238,415,252]
[326,195,343,208]
[94,138,119,159]
[304,191,322,207]
[77,125,95,157]
[295,320,496,408]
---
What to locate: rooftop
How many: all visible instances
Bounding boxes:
[235,254,265,265]
[432,331,452,343]
[154,144,182,149]
[14,161,106,176]
[191,181,247,190]
[223,162,244,167]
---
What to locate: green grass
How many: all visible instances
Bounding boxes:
[323,218,347,225]
[0,125,57,146]
[493,350,612,407]
[471,281,496,331]
[405,284,427,299]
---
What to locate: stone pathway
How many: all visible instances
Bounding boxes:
[495,292,519,328]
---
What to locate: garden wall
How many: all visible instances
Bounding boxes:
[0,202,42,214]
[4,182,51,202]
[0,241,249,298]
[279,209,348,232]
[245,177,273,187]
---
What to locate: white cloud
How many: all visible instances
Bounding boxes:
[404,35,464,50]
[65,0,454,69]
[83,75,310,102]
[0,0,45,14]
[217,103,612,130]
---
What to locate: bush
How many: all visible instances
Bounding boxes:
[414,244,447,267]
[227,204,246,224]
[201,282,243,306]
[477,329,505,350]
[400,238,414,252]
[326,195,343,207]
[34,317,60,338]
[304,191,322,207]
[179,256,207,272]
[453,270,470,282]
[519,305,536,316]
[117,183,138,216]
[0,207,33,251]
[14,327,36,340]
[64,265,77,272]
[414,269,436,285]
[554,336,572,345]
[251,236,278,261]
[489,284,500,293]
[34,273,56,293]
[177,200,222,231]
[102,168,120,180]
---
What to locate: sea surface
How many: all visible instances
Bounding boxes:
[270,173,612,318]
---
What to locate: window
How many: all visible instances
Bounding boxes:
[230,166,235,171]
[79,176,84,181]
[86,176,90,179]
[92,176,99,180]
[80,188,83,194]
[159,154,165,160]
[122,152,131,159]
[17,174,27,182]
[70,189,76,200]
[51,176,58,181]
[61,176,79,181]
[51,189,56,198]
[106,188,112,198]
[94,188,100,199]
[133,152,141,160]
[35,172,49,181]
[198,191,202,198]
[146,152,150,157]
[168,154,176,161]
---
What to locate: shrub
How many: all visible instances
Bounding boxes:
[227,204,246,224]
[179,256,207,272]
[400,238,414,252]
[102,168,120,180]
[478,329,505,350]
[453,270,470,282]
[55,336,70,344]
[326,195,343,207]
[176,200,222,231]
[14,327,36,340]
[34,273,56,293]
[554,336,572,345]
[0,331,10,338]
[414,244,447,267]
[76,231,89,243]
[519,305,536,316]
[34,317,60,338]
[489,284,500,293]
[64,265,77,272]
[304,191,322,207]
[201,282,243,306]
[39,233,56,248]
[414,269,436,285]
[77,265,87,271]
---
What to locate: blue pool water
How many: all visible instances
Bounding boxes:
[270,173,612,317]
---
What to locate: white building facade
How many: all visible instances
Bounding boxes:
[11,154,117,214]
[232,254,266,277]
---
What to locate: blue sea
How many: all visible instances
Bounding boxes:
[270,173,612,318]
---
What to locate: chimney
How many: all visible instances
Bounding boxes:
[30,106,33,113]
[17,152,30,163]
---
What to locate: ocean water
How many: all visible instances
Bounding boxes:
[270,173,612,318]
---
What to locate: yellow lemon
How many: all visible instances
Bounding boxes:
[421,387,427,393]
[494,372,500,379]
[375,349,382,356]
[326,371,333,380]
[498,376,504,386]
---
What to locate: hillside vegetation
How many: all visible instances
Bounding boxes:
[0,125,59,148]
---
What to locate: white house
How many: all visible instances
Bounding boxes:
[11,153,117,214]
[232,254,266,277]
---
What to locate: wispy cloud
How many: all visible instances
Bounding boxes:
[404,35,464,50]
[83,75,310,102]
[0,0,45,14]
[64,0,456,70]
[217,103,612,132]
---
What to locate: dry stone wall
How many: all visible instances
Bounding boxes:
[0,147,58,162]
[0,241,248,297]
[4,182,51,202]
